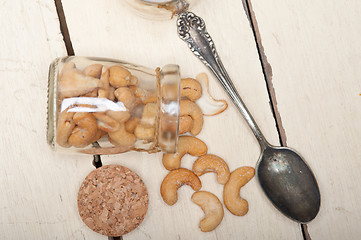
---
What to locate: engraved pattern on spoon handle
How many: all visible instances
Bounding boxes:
[177,12,267,147]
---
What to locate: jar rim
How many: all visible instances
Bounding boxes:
[157,64,180,153]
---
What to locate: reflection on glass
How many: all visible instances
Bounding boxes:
[47,56,180,155]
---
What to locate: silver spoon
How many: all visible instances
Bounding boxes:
[177,11,320,223]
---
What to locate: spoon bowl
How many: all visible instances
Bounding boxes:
[257,145,320,223]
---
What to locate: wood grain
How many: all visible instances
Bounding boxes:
[251,0,361,239]
[0,0,97,239]
[60,0,302,239]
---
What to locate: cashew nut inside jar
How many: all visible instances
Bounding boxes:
[47,56,180,155]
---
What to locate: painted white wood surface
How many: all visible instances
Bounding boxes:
[61,0,302,239]
[0,0,99,239]
[251,0,361,239]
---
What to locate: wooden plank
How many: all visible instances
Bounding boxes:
[250,0,361,239]
[0,0,99,239]
[61,0,302,239]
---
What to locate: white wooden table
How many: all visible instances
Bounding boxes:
[1,0,360,239]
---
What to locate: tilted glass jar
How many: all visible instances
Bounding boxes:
[47,56,180,154]
[124,0,199,20]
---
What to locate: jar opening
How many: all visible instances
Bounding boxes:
[157,65,180,153]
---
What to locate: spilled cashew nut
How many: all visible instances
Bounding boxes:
[159,115,192,134]
[179,115,193,134]
[180,99,203,135]
[56,110,75,148]
[140,103,157,127]
[68,112,98,148]
[134,124,155,140]
[59,68,103,98]
[191,191,224,232]
[93,112,120,133]
[114,87,135,110]
[181,78,202,101]
[162,136,207,170]
[109,65,132,88]
[82,64,103,79]
[192,154,230,185]
[108,123,136,147]
[223,166,255,216]
[195,73,228,116]
[160,168,202,206]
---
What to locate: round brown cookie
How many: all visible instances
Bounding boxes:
[77,165,148,237]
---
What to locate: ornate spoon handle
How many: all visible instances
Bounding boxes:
[177,11,268,147]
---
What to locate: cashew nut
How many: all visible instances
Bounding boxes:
[129,75,138,86]
[140,103,157,127]
[125,117,140,133]
[114,87,135,110]
[134,124,155,141]
[108,86,116,101]
[93,112,120,133]
[192,154,230,185]
[91,129,107,143]
[59,61,75,80]
[223,166,255,216]
[108,123,136,147]
[163,78,202,101]
[82,64,103,97]
[56,110,75,148]
[179,115,193,134]
[98,66,110,99]
[180,99,203,135]
[82,64,103,79]
[81,89,98,97]
[59,68,102,98]
[109,65,132,88]
[160,168,202,206]
[181,78,202,101]
[195,73,228,116]
[68,112,98,148]
[158,115,192,134]
[191,191,224,232]
[161,83,178,101]
[162,136,208,170]
[129,86,157,104]
[106,110,131,123]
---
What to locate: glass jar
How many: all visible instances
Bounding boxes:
[124,0,199,20]
[47,56,180,154]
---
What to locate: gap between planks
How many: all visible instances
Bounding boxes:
[54,0,74,56]
[241,0,311,240]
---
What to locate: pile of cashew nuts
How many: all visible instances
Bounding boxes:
[56,62,147,150]
[160,80,255,232]
[55,61,205,152]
